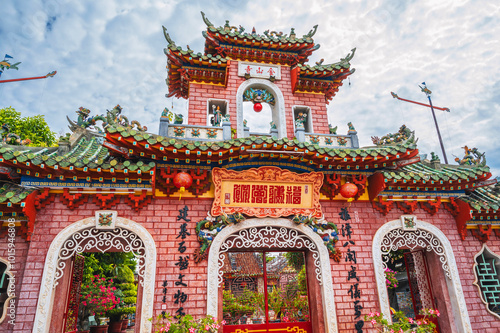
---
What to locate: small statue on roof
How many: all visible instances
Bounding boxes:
[347,122,357,134]
[430,152,440,162]
[1,123,31,145]
[371,125,414,146]
[454,146,486,166]
[174,113,184,124]
[329,124,337,135]
[270,121,277,130]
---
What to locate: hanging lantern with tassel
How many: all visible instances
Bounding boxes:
[173,171,193,200]
[339,182,358,202]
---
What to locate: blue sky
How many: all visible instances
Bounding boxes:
[1,0,499,176]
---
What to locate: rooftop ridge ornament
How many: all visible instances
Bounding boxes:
[455,146,486,166]
[200,11,214,28]
[303,24,318,38]
[371,124,416,146]
[340,48,356,64]
[162,26,175,45]
[67,104,147,133]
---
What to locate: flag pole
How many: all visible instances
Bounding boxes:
[0,71,57,84]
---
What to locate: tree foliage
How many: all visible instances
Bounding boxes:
[0,106,57,146]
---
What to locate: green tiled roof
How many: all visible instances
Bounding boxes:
[461,179,500,211]
[107,125,417,165]
[382,162,490,183]
[0,135,155,173]
[0,183,34,205]
[165,44,228,63]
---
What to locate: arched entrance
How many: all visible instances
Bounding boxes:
[372,217,472,332]
[33,215,157,333]
[207,217,338,333]
[236,79,286,138]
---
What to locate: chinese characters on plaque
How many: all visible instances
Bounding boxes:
[211,167,323,218]
[232,184,303,205]
[237,62,281,80]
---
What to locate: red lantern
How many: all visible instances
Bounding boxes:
[253,102,263,112]
[173,171,193,200]
[340,183,358,200]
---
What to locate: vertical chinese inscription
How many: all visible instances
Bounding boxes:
[172,205,191,318]
[340,208,364,332]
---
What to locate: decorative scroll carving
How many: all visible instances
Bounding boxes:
[219,226,322,286]
[420,197,441,215]
[380,228,450,279]
[55,227,146,287]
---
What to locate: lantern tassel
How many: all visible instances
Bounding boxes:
[178,186,185,201]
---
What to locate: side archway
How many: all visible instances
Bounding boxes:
[236,79,286,138]
[206,217,338,333]
[372,218,472,332]
[33,216,157,333]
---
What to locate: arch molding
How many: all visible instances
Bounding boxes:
[33,216,157,333]
[207,218,338,333]
[372,218,472,332]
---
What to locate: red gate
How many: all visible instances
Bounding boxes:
[222,251,312,333]
[62,254,85,333]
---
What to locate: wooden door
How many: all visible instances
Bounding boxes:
[62,254,85,333]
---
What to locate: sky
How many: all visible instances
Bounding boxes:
[1,0,499,176]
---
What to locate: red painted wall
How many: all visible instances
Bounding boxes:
[3,197,500,332]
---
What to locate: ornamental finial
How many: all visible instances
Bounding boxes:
[304,24,318,38]
[162,26,175,45]
[200,11,214,28]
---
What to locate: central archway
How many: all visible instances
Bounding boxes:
[33,216,157,333]
[207,217,338,333]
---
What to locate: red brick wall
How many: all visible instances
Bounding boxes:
[0,233,29,333]
[6,197,500,332]
[187,62,330,138]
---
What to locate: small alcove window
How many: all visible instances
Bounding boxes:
[474,244,500,318]
[293,106,312,133]
[207,99,228,126]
